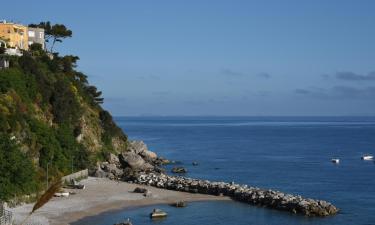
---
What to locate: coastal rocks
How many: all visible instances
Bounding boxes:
[119,152,153,171]
[107,153,120,165]
[128,140,158,161]
[171,167,187,174]
[133,173,339,217]
[94,163,109,178]
[93,140,166,180]
[171,201,187,207]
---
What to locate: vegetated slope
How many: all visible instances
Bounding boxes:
[0,48,127,201]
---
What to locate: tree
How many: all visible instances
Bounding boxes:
[0,133,37,201]
[85,85,104,104]
[30,22,73,53]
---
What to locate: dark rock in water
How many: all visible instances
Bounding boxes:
[171,167,187,173]
[171,201,187,207]
[192,162,199,166]
[114,218,132,225]
[133,187,148,193]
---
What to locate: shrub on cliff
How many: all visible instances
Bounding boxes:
[0,133,38,201]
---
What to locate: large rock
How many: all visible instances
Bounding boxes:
[119,152,153,171]
[128,140,148,154]
[94,163,109,178]
[103,163,123,177]
[128,140,158,160]
[107,153,120,165]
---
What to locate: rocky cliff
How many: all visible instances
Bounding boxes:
[0,49,128,200]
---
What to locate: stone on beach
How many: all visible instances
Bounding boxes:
[171,201,187,207]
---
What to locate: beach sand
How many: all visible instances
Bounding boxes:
[8,177,229,225]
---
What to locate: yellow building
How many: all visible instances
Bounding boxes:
[0,21,28,50]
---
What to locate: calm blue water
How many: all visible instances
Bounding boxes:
[75,117,375,225]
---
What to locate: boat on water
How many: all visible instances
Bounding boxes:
[150,209,168,218]
[331,158,340,164]
[361,155,374,160]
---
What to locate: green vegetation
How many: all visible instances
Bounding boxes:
[0,22,127,201]
[0,133,38,201]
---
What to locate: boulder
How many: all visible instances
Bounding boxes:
[171,167,187,174]
[140,150,157,161]
[107,153,120,165]
[171,201,187,207]
[133,187,148,193]
[94,163,109,178]
[119,152,149,170]
[103,163,123,177]
[128,140,158,161]
[128,140,149,154]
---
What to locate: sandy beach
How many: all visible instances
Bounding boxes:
[8,177,229,225]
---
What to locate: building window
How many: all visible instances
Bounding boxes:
[39,32,43,39]
[29,31,35,37]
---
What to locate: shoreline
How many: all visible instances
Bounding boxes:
[8,177,230,225]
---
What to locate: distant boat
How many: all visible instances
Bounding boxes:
[150,208,167,218]
[331,158,340,164]
[361,155,373,160]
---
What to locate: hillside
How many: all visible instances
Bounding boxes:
[0,45,128,201]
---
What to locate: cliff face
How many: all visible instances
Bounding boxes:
[0,50,127,200]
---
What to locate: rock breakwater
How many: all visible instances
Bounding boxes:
[134,173,338,217]
[93,140,338,217]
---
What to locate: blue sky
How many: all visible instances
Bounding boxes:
[3,0,375,116]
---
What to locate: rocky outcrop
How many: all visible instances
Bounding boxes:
[93,140,163,180]
[128,141,157,161]
[133,173,339,217]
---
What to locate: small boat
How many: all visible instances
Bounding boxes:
[150,208,167,218]
[361,155,374,160]
[331,158,340,164]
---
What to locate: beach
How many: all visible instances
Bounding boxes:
[9,177,229,225]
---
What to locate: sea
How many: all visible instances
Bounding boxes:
[74,116,375,225]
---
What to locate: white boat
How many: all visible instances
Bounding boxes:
[361,155,373,160]
[150,209,167,218]
[331,158,340,164]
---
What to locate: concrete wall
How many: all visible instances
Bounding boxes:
[61,169,89,183]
